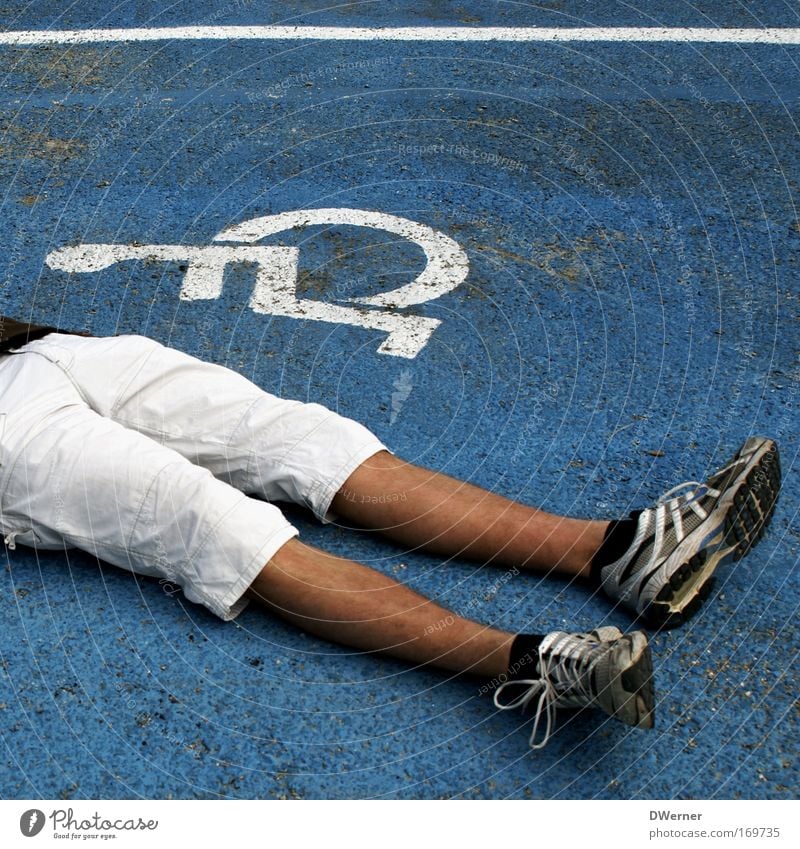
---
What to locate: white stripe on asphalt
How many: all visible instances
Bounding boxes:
[1,26,800,45]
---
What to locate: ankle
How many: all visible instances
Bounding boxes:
[590,513,642,584]
[500,633,546,684]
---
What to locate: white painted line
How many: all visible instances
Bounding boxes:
[1,26,800,46]
[217,208,469,310]
[46,244,296,302]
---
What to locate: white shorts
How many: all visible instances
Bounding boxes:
[0,334,386,620]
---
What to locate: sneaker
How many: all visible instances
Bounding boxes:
[601,436,781,628]
[493,627,654,750]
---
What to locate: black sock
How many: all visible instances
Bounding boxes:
[590,510,643,584]
[481,633,546,703]
[506,633,546,682]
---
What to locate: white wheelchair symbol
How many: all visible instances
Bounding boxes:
[46,208,469,358]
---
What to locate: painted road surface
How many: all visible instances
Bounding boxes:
[0,1,798,799]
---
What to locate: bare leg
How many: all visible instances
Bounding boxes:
[246,538,514,677]
[332,451,608,578]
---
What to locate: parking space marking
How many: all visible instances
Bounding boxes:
[46,208,470,359]
[1,26,800,46]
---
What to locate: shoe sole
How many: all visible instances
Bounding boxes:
[644,437,781,629]
[604,631,655,729]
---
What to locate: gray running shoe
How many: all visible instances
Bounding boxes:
[493,627,654,749]
[601,436,781,628]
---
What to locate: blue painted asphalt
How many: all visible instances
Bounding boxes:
[0,2,797,799]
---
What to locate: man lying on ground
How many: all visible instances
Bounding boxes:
[0,315,781,748]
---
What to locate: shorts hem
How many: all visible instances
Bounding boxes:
[310,438,390,524]
[212,522,300,621]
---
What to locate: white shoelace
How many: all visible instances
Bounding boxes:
[657,480,723,507]
[493,634,598,750]
[657,480,724,540]
[493,675,557,750]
